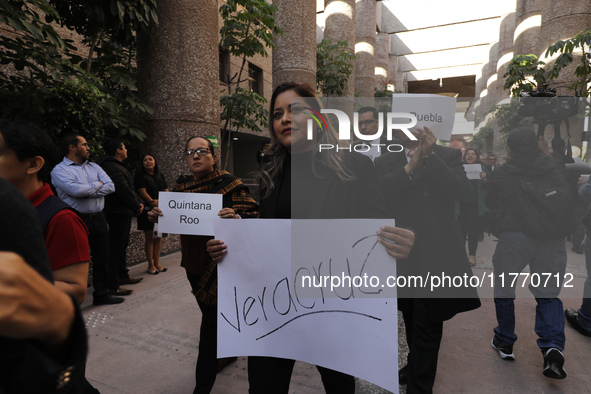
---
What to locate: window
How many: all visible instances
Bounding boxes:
[248,63,262,95]
[219,48,230,83]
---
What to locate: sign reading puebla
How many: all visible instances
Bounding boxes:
[303,95,456,155]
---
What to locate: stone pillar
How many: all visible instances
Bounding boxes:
[489,12,516,99]
[375,32,390,90]
[355,0,376,98]
[539,0,591,95]
[273,0,317,89]
[324,0,356,97]
[137,0,220,184]
[513,0,542,56]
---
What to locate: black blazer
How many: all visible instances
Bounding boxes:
[375,145,481,321]
[261,152,390,220]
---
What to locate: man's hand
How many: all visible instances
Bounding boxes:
[206,239,227,263]
[538,135,551,156]
[404,143,423,175]
[377,226,416,259]
[418,126,437,157]
[148,206,163,223]
[0,252,75,350]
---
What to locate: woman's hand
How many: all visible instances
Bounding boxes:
[218,208,239,219]
[377,226,415,259]
[206,239,227,263]
[148,207,163,223]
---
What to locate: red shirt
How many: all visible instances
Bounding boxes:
[28,183,90,271]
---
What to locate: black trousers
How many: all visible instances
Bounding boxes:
[186,272,218,394]
[399,298,443,394]
[457,202,482,256]
[105,214,132,285]
[248,356,355,394]
[82,212,115,297]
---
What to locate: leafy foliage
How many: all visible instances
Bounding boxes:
[504,30,591,97]
[545,30,591,96]
[316,39,355,97]
[503,54,547,97]
[218,0,282,169]
[0,0,157,148]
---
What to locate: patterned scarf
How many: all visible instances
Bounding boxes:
[175,170,259,306]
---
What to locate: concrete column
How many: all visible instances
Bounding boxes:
[355,0,376,98]
[489,12,516,99]
[539,0,591,95]
[137,0,220,184]
[513,0,542,56]
[273,0,317,89]
[375,32,390,90]
[324,0,356,97]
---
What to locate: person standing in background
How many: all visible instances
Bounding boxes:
[135,153,169,274]
[98,139,145,294]
[51,134,123,305]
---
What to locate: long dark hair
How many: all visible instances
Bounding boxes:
[257,82,353,198]
[463,147,481,164]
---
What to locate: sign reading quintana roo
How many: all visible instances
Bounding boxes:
[157,191,222,236]
[215,218,399,393]
[391,93,456,141]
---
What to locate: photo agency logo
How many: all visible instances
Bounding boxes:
[304,107,418,153]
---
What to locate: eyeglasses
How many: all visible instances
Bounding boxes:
[184,148,211,157]
[358,119,377,127]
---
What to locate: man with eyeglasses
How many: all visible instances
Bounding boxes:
[51,134,123,305]
[357,106,387,162]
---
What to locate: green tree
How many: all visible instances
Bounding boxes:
[503,54,547,97]
[545,30,591,96]
[316,39,355,97]
[0,0,156,148]
[219,0,282,170]
[504,30,591,97]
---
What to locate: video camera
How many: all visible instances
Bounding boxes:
[518,85,579,124]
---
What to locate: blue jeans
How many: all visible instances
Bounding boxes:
[492,232,566,350]
[579,233,591,330]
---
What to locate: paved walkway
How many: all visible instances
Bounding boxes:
[82,234,591,393]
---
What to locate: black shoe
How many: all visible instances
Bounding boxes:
[93,294,125,305]
[565,309,591,337]
[109,286,133,296]
[541,348,567,379]
[120,276,144,285]
[491,337,515,360]
[398,364,408,385]
[572,246,584,254]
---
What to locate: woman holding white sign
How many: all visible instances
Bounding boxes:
[457,147,489,265]
[208,82,416,393]
[149,136,259,394]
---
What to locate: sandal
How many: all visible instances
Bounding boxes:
[146,269,159,275]
[156,267,168,272]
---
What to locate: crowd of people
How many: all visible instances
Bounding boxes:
[1,81,590,394]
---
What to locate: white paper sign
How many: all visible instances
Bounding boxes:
[463,164,482,180]
[391,93,456,141]
[215,219,398,393]
[157,191,222,236]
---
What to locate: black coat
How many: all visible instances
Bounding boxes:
[260,152,389,220]
[374,145,481,321]
[98,156,142,217]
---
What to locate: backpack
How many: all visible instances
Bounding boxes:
[513,168,577,240]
